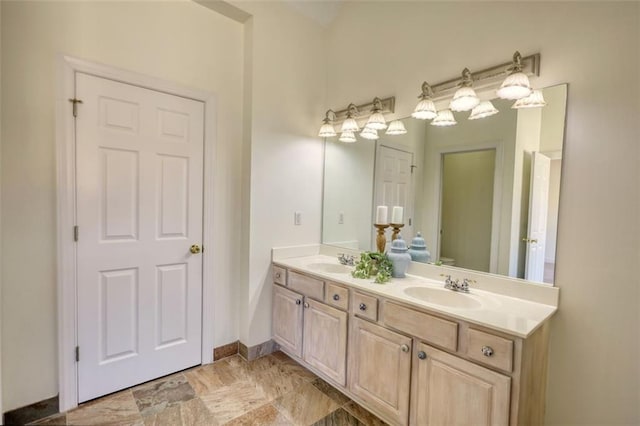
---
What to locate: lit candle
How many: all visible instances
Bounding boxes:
[391,206,403,224]
[376,206,388,224]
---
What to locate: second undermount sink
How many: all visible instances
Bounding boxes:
[403,286,482,309]
[306,262,352,274]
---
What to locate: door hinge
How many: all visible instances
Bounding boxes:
[75,346,80,362]
[68,98,83,117]
[73,226,79,242]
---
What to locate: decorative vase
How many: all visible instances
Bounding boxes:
[388,235,412,278]
[408,232,431,263]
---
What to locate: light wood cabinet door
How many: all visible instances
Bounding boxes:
[349,317,412,425]
[303,299,348,385]
[411,342,511,426]
[272,285,303,358]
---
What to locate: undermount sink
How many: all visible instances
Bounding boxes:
[306,262,352,274]
[403,286,482,309]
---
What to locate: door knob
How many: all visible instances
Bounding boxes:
[190,244,202,254]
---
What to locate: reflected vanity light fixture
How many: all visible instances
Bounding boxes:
[318,109,337,137]
[450,68,480,112]
[412,82,437,120]
[386,120,407,135]
[339,130,357,143]
[512,89,547,108]
[365,97,388,130]
[360,126,380,140]
[318,96,400,142]
[469,101,499,120]
[431,109,457,126]
[340,103,360,133]
[496,51,533,100]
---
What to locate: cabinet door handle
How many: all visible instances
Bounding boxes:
[481,346,494,357]
[418,351,427,360]
[303,302,310,309]
[295,299,302,305]
[275,272,281,279]
[333,294,340,301]
[359,303,367,311]
[400,344,410,353]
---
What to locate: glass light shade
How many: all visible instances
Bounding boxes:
[360,127,379,140]
[386,120,407,135]
[366,112,387,130]
[340,117,359,133]
[339,131,357,143]
[411,99,437,120]
[450,87,480,112]
[496,72,532,100]
[512,90,547,109]
[469,101,499,120]
[431,109,457,127]
[318,123,337,137]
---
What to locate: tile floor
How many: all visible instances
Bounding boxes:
[29,352,387,426]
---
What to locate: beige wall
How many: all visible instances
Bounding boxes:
[224,2,326,347]
[326,2,639,423]
[441,150,495,271]
[1,0,244,412]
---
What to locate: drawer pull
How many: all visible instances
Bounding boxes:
[418,351,427,360]
[401,344,410,353]
[333,294,340,301]
[295,299,302,305]
[359,303,367,311]
[481,346,494,357]
[275,272,282,279]
[304,302,310,308]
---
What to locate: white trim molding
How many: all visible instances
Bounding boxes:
[55,55,217,411]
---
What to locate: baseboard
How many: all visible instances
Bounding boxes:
[213,341,239,361]
[238,339,278,361]
[3,395,59,425]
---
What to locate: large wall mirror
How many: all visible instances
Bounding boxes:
[322,84,567,285]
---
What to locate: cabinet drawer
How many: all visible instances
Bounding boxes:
[382,301,458,351]
[326,282,349,311]
[272,265,286,286]
[353,291,378,322]
[464,328,513,372]
[288,271,325,301]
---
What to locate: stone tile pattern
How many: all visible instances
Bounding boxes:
[213,341,239,361]
[27,352,387,426]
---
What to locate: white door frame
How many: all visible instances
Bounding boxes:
[55,55,217,411]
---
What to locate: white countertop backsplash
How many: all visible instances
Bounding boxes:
[272,244,559,338]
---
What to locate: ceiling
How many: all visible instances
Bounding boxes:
[283,0,344,27]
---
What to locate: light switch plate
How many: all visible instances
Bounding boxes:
[294,211,302,226]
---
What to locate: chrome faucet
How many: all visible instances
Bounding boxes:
[442,274,472,293]
[337,253,356,266]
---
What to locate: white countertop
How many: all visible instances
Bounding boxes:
[273,253,557,338]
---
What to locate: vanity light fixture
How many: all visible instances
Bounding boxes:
[469,101,499,120]
[386,120,408,135]
[496,51,533,100]
[318,109,337,137]
[411,82,437,120]
[512,89,547,108]
[431,109,457,127]
[450,68,480,112]
[339,130,357,143]
[340,103,360,133]
[365,97,388,130]
[359,126,380,140]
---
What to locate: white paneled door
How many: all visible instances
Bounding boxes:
[76,73,204,402]
[374,145,415,247]
[525,152,551,282]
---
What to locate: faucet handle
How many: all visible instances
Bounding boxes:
[460,278,476,293]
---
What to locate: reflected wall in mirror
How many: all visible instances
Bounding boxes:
[322,84,567,285]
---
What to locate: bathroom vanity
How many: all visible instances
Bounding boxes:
[271,246,558,426]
